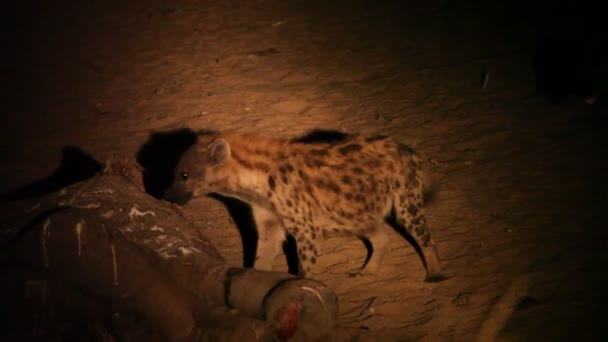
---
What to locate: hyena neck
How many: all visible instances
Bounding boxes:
[210,133,287,208]
[209,167,271,207]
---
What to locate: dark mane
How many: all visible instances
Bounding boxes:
[290,129,351,144]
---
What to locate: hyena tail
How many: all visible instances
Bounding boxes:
[420,170,441,206]
[398,142,441,206]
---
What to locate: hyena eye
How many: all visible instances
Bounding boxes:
[181,172,188,181]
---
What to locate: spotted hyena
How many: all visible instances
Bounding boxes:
[165,129,445,282]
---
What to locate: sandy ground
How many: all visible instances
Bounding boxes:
[4,0,608,340]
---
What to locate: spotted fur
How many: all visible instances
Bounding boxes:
[165,130,444,281]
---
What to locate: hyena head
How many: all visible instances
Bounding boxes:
[164,133,231,205]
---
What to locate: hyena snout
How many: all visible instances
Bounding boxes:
[164,183,194,205]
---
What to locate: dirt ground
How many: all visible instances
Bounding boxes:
[3,0,608,340]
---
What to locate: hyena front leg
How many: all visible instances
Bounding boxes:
[251,205,285,271]
[280,218,320,279]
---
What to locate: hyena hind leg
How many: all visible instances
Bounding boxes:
[349,227,390,277]
[393,198,446,282]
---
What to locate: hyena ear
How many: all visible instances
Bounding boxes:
[207,138,231,166]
